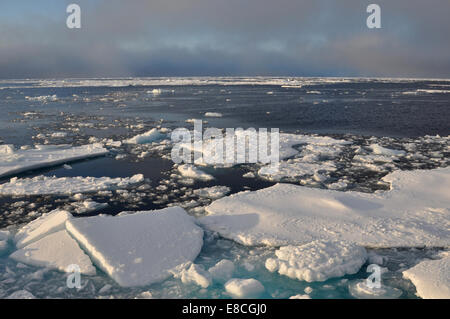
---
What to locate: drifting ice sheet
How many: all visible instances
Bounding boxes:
[66,207,204,287]
[0,143,108,179]
[200,167,450,247]
[403,253,450,299]
[0,174,144,195]
[10,230,96,275]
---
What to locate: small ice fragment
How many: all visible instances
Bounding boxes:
[208,259,235,283]
[225,278,265,298]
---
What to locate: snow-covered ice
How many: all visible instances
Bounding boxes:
[194,186,230,199]
[124,128,166,144]
[0,143,108,178]
[348,280,402,299]
[14,209,71,249]
[208,259,235,283]
[10,230,96,275]
[265,241,367,282]
[178,164,214,181]
[224,278,265,298]
[204,112,223,118]
[200,167,450,247]
[0,174,144,195]
[176,264,212,288]
[403,253,450,299]
[66,207,204,287]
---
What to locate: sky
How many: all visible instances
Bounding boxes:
[0,0,449,79]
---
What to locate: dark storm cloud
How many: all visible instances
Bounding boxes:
[0,0,449,78]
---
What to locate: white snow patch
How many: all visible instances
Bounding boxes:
[5,290,36,299]
[66,207,204,287]
[265,241,367,282]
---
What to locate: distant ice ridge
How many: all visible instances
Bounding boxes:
[403,251,450,299]
[200,167,450,248]
[0,143,108,179]
[8,207,204,287]
[0,174,144,195]
[25,95,58,102]
[4,77,448,90]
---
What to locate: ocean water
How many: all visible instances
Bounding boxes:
[0,77,449,299]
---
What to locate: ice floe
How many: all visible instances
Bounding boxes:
[124,128,167,144]
[14,209,71,249]
[0,143,108,179]
[208,259,235,283]
[10,230,96,275]
[0,174,144,196]
[193,186,230,200]
[402,252,450,299]
[224,278,265,298]
[66,207,204,287]
[176,264,212,288]
[265,241,367,282]
[178,164,214,181]
[200,167,450,247]
[348,280,402,299]
[204,112,223,118]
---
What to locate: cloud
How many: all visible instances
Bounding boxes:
[0,0,449,78]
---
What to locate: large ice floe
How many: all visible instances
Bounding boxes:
[402,252,450,299]
[0,143,108,179]
[8,207,204,288]
[200,167,450,248]
[0,174,144,195]
[265,241,367,282]
[66,207,204,287]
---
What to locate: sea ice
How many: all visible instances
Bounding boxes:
[368,144,405,157]
[265,241,367,282]
[208,259,235,283]
[124,128,166,144]
[14,209,71,249]
[0,174,144,196]
[194,186,230,199]
[402,253,450,299]
[10,230,96,275]
[5,290,36,299]
[177,264,212,288]
[66,207,204,287]
[204,112,223,117]
[348,280,402,299]
[224,278,265,298]
[178,164,214,181]
[0,143,108,178]
[200,167,450,247]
